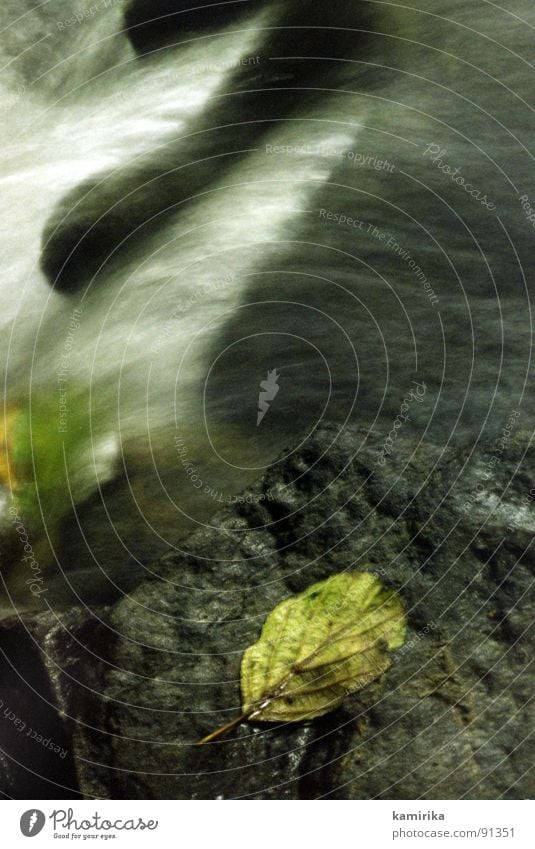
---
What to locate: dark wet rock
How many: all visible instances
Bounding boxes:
[124,0,259,54]
[0,615,80,799]
[42,3,378,295]
[1,423,533,798]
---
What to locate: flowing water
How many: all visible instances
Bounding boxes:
[0,0,533,611]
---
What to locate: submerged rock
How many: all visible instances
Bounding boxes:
[1,423,533,798]
[124,0,258,54]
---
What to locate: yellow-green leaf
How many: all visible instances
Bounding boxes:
[198,571,406,744]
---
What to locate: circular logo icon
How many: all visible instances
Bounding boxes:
[20,810,46,837]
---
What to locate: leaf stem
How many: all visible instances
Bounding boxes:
[196,709,254,745]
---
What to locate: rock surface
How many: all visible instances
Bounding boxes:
[1,423,533,799]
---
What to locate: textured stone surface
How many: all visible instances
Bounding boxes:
[1,423,533,798]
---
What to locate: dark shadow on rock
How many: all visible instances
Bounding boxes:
[0,618,80,799]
